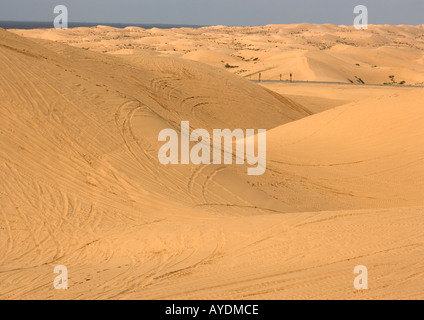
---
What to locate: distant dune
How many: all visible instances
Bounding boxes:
[1,25,423,299]
[11,24,424,85]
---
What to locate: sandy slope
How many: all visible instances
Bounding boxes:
[259,82,416,114]
[260,90,424,211]
[0,27,423,299]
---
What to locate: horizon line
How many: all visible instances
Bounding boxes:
[1,20,423,29]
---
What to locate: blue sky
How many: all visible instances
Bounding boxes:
[0,0,422,26]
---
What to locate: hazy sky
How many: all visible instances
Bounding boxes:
[0,0,423,26]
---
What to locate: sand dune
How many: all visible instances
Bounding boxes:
[0,26,423,299]
[261,90,424,211]
[11,24,424,85]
